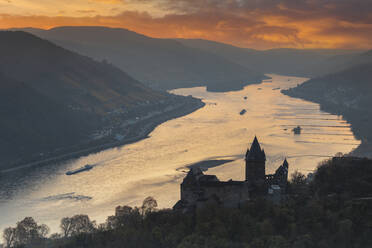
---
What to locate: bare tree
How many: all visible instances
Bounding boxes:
[290,171,307,185]
[3,217,49,247]
[3,227,16,248]
[60,217,73,237]
[141,196,158,216]
[70,215,96,235]
[60,215,96,237]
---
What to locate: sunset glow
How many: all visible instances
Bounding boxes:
[1,0,372,49]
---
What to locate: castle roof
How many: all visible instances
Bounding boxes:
[182,167,219,186]
[275,159,289,176]
[283,158,289,169]
[182,167,202,185]
[246,136,266,161]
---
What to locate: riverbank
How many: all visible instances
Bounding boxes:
[0,96,205,174]
[0,74,360,236]
[282,87,372,158]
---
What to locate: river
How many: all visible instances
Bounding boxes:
[0,74,360,233]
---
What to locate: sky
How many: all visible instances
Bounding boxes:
[1,0,372,49]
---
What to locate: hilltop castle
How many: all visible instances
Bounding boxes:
[174,137,289,211]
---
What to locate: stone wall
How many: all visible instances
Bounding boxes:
[181,181,250,208]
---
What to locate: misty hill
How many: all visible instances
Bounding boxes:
[322,49,372,73]
[19,26,266,92]
[0,31,165,115]
[283,62,372,157]
[176,38,364,77]
[0,31,169,166]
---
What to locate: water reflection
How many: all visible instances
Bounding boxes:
[0,74,360,233]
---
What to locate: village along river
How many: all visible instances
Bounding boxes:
[0,74,360,233]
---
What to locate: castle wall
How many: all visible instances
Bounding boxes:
[181,184,201,204]
[181,182,250,208]
[175,138,288,211]
[201,183,250,208]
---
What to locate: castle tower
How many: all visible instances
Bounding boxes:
[280,158,289,187]
[245,136,266,183]
[283,158,289,172]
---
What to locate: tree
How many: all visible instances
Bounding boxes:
[292,234,313,248]
[290,171,306,185]
[3,227,16,248]
[260,219,274,236]
[16,217,39,244]
[115,205,133,217]
[49,233,62,240]
[60,215,95,237]
[106,205,142,230]
[60,217,73,237]
[3,217,49,247]
[15,217,49,245]
[141,196,158,216]
[335,152,344,158]
[38,224,50,238]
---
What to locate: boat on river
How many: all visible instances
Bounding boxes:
[292,126,302,135]
[240,109,247,115]
[66,164,93,175]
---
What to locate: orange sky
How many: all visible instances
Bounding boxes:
[1,0,372,49]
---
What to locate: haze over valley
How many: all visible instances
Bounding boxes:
[1,1,372,247]
[0,31,203,169]
[16,26,266,92]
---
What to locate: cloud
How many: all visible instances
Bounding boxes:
[90,0,123,4]
[76,10,97,14]
[1,0,372,49]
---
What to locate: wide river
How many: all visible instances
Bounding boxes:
[0,74,360,233]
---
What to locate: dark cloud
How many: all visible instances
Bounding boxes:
[146,0,372,24]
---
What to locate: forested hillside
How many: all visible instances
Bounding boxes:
[283,62,372,157]
[19,26,266,92]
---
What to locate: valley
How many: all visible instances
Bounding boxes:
[0,75,360,234]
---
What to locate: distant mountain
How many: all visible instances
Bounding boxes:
[0,31,165,115]
[0,31,168,166]
[283,62,372,157]
[176,39,364,77]
[301,49,372,77]
[17,26,266,92]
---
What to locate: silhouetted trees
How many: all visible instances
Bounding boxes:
[2,217,49,247]
[3,157,372,248]
[60,215,96,237]
[141,196,158,216]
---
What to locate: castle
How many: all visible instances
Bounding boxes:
[174,137,289,211]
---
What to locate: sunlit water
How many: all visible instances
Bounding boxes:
[0,74,360,234]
